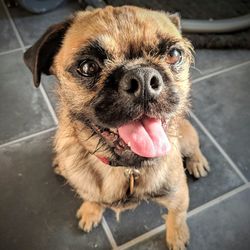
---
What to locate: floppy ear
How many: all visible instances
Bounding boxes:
[168,13,181,31]
[23,20,72,87]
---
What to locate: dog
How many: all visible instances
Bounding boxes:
[24,6,209,249]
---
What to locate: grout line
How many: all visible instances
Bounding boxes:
[0,47,23,56]
[1,0,25,48]
[39,84,58,124]
[102,217,118,249]
[192,60,250,84]
[1,0,58,126]
[190,111,248,184]
[117,183,249,250]
[116,224,165,250]
[0,127,57,149]
[24,45,30,49]
[187,183,249,218]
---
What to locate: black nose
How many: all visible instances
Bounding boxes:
[120,67,163,99]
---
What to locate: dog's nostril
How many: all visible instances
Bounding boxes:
[126,78,139,94]
[150,76,160,90]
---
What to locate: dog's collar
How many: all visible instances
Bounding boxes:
[96,155,140,195]
[96,155,128,167]
[96,155,110,165]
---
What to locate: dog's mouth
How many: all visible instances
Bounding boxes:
[89,115,171,164]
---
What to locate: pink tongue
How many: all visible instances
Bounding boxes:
[118,117,171,158]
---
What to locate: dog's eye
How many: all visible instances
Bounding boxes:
[166,48,182,65]
[77,60,100,77]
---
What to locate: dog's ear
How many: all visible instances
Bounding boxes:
[168,13,181,31]
[23,20,72,87]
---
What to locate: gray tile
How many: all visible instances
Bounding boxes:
[191,50,250,79]
[0,2,19,52]
[42,75,59,111]
[129,188,250,250]
[0,132,111,250]
[188,188,250,250]
[188,120,244,210]
[105,202,166,245]
[191,63,250,179]
[0,51,54,144]
[9,0,79,46]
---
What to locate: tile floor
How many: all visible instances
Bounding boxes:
[0,1,250,249]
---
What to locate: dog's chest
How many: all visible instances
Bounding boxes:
[99,166,171,208]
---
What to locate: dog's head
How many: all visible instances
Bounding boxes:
[24,6,193,167]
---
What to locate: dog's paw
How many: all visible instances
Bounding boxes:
[53,165,62,175]
[186,152,210,178]
[166,221,189,250]
[52,159,65,176]
[76,202,104,233]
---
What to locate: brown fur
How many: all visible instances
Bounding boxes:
[24,6,209,249]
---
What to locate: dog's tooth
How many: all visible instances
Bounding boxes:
[128,141,131,147]
[109,133,119,142]
[110,128,118,134]
[118,139,126,147]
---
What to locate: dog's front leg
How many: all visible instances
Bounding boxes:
[179,119,210,178]
[76,201,105,233]
[157,179,189,250]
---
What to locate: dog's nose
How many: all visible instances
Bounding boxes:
[120,67,163,99]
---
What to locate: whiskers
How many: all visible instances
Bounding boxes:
[84,131,96,142]
[92,137,106,155]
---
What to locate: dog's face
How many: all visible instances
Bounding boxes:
[24,6,193,167]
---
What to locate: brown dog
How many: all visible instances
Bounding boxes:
[24,6,209,249]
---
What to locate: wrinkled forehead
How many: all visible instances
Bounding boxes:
[59,6,182,63]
